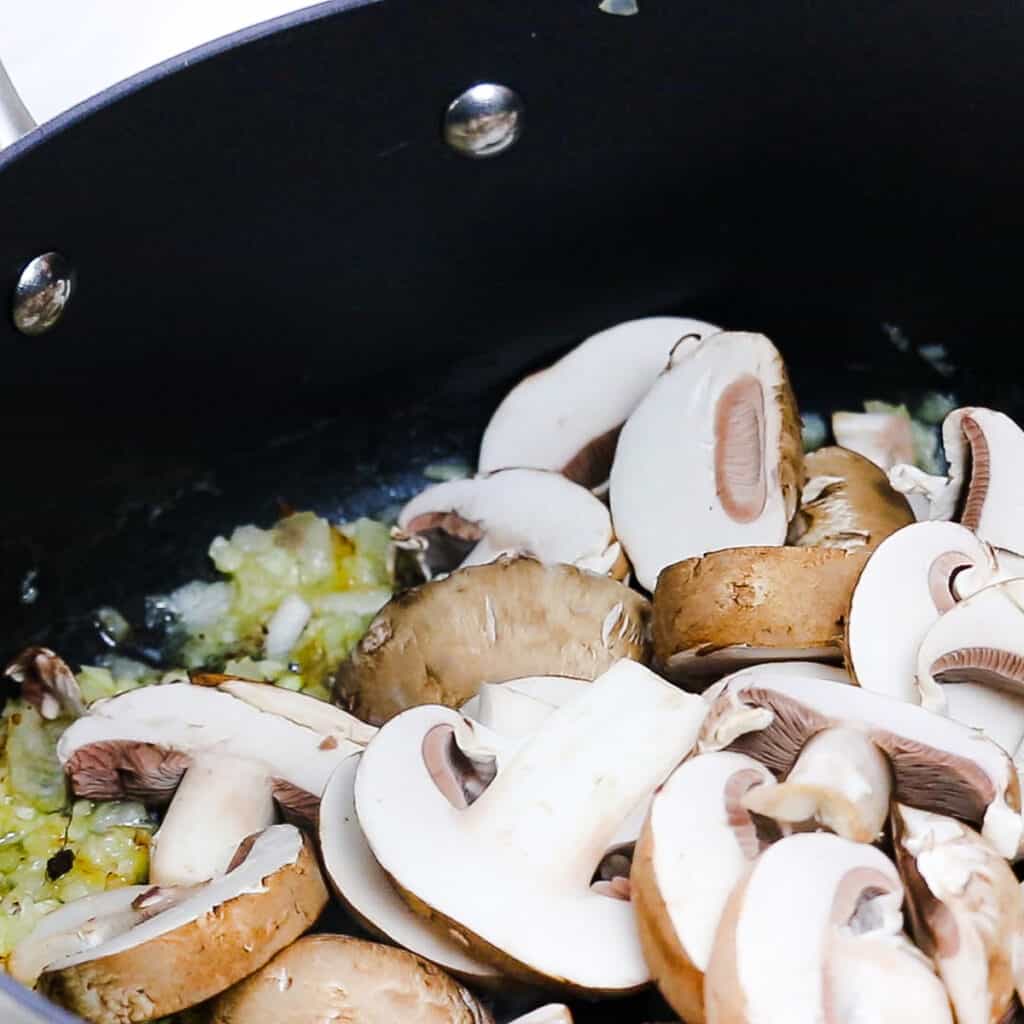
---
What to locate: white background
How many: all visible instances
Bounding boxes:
[4,1,316,125]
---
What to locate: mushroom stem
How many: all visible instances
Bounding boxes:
[150,754,276,887]
[741,726,891,842]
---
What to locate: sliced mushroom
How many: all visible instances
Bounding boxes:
[740,725,893,843]
[831,410,916,471]
[845,520,999,702]
[478,316,719,489]
[354,660,708,994]
[608,331,803,592]
[631,751,775,1023]
[57,683,366,886]
[787,446,914,550]
[460,676,589,739]
[209,934,494,1024]
[653,546,868,686]
[319,752,503,984]
[505,1008,573,1024]
[396,468,625,578]
[28,825,327,1023]
[215,677,378,745]
[890,407,1024,556]
[4,647,85,720]
[333,556,651,724]
[916,578,1024,758]
[893,804,1023,1024]
[698,663,1023,857]
[704,832,953,1023]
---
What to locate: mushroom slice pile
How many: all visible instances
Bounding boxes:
[653,546,868,686]
[354,660,708,994]
[916,578,1024,758]
[459,676,590,740]
[29,825,327,1024]
[788,446,914,551]
[831,410,916,471]
[57,683,366,886]
[478,316,719,489]
[631,751,775,1023]
[333,556,651,723]
[320,751,504,984]
[396,468,624,578]
[609,331,803,592]
[704,832,953,1023]
[890,407,1024,550]
[893,805,1024,1024]
[210,934,494,1024]
[845,520,999,701]
[698,664,1023,857]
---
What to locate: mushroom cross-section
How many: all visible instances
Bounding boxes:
[209,934,495,1024]
[23,825,327,1024]
[698,663,1023,857]
[459,676,590,739]
[319,751,503,984]
[893,804,1023,1024]
[889,407,1024,556]
[787,445,914,551]
[608,331,803,592]
[396,467,624,578]
[478,316,720,489]
[916,578,1024,759]
[630,751,775,1024]
[354,660,708,994]
[704,831,953,1023]
[333,555,651,723]
[653,546,868,687]
[57,682,368,886]
[845,520,999,702]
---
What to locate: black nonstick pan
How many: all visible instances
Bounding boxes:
[2,1,1024,1020]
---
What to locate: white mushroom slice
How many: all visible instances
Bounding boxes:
[891,408,1024,555]
[699,663,1023,857]
[215,678,378,745]
[396,468,624,577]
[788,446,914,550]
[630,751,775,1023]
[845,520,999,702]
[609,331,803,592]
[888,463,960,521]
[478,316,719,489]
[334,556,651,723]
[33,825,327,1024]
[209,934,494,1024]
[916,578,1024,757]
[740,725,892,842]
[319,753,502,984]
[57,683,364,885]
[704,832,953,1023]
[831,410,915,471]
[893,805,1023,1024]
[460,676,589,739]
[354,660,708,994]
[654,546,868,685]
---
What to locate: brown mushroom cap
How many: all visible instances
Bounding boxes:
[334,556,651,724]
[788,446,914,551]
[210,934,493,1024]
[653,546,868,686]
[39,828,328,1024]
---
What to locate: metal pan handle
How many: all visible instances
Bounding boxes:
[0,58,36,148]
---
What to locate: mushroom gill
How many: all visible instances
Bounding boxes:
[715,374,767,524]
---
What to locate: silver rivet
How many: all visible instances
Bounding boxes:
[12,252,73,335]
[443,83,524,159]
